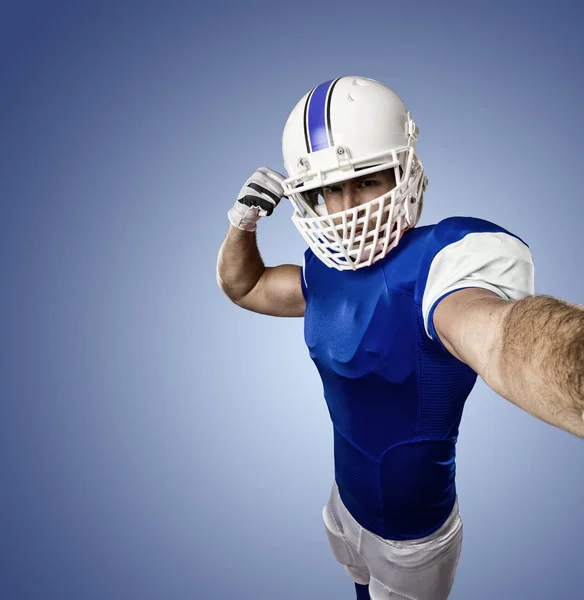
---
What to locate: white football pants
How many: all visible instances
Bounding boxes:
[322,482,463,600]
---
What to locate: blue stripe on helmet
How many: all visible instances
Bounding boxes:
[307,79,336,152]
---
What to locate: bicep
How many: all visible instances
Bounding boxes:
[421,225,534,373]
[235,264,305,317]
[432,288,512,377]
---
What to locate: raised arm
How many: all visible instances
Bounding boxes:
[433,288,584,438]
[216,167,305,318]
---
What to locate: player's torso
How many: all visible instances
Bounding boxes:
[304,228,424,451]
[302,225,477,540]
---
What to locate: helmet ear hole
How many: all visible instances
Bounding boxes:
[404,196,419,227]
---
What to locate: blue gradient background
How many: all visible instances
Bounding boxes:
[2,1,583,598]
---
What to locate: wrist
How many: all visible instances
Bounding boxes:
[228,202,261,232]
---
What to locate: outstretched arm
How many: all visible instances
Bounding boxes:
[433,288,584,438]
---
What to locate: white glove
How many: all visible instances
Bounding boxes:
[228,167,287,232]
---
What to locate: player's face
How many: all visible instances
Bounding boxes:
[319,169,397,231]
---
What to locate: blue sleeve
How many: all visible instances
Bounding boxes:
[300,248,311,301]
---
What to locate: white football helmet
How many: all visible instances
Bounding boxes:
[282,76,428,270]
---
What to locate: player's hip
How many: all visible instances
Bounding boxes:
[329,480,461,551]
[323,481,463,599]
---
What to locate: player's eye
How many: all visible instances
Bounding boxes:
[323,186,341,194]
[358,179,376,188]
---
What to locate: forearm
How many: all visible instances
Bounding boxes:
[488,295,584,437]
[217,225,265,302]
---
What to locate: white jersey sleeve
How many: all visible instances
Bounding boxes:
[420,218,535,340]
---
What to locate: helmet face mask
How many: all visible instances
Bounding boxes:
[288,148,425,270]
[282,77,427,271]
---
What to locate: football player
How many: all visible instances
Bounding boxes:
[217,77,584,600]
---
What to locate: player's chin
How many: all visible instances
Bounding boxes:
[369,221,410,264]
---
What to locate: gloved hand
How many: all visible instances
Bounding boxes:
[228,167,287,232]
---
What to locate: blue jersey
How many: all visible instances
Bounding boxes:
[301,216,534,541]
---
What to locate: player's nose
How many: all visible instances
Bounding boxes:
[340,186,358,211]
